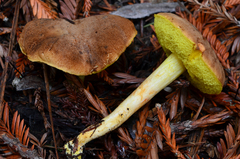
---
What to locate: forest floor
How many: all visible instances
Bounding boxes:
[0,0,240,158]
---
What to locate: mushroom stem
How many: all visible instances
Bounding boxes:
[65,53,186,157]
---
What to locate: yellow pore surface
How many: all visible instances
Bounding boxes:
[154,14,222,94]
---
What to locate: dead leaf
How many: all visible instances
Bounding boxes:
[12,75,45,91]
[111,2,183,19]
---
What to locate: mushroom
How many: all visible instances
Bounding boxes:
[64,13,225,158]
[154,13,225,94]
[17,14,137,158]
[18,15,137,76]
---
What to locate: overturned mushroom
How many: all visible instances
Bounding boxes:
[154,13,225,94]
[64,13,225,158]
[18,15,137,76]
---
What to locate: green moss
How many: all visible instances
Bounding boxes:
[154,14,222,94]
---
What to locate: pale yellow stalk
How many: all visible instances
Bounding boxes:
[65,53,186,158]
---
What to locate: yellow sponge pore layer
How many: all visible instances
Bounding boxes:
[154,14,222,94]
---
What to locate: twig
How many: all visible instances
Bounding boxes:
[0,0,20,118]
[0,132,42,158]
[170,110,233,134]
[177,0,192,15]
[0,57,4,69]
[43,64,59,159]
[192,97,205,121]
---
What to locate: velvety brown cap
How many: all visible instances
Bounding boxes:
[18,15,137,75]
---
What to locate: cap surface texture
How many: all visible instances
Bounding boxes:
[19,15,137,75]
[154,13,225,94]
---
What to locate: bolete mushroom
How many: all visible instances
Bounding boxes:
[18,14,137,158]
[18,15,137,76]
[64,13,225,158]
[154,13,225,94]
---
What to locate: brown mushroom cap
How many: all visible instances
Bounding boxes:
[154,13,225,94]
[18,15,137,75]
